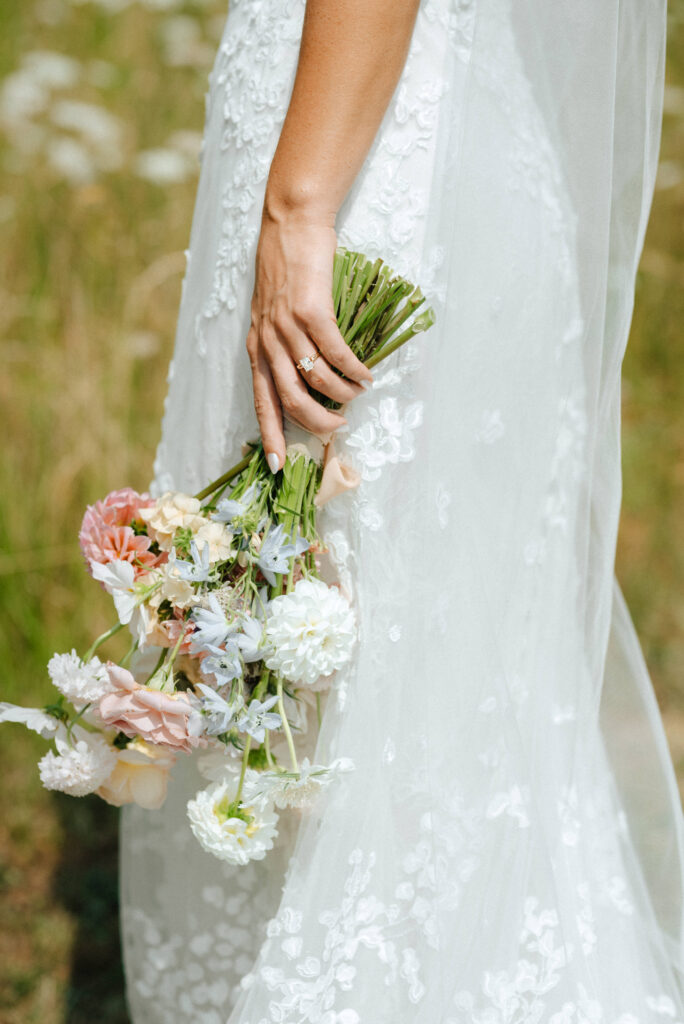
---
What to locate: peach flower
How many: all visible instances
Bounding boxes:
[97,739,175,810]
[99,664,202,753]
[80,487,162,576]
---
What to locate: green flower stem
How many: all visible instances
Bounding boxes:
[364,308,436,370]
[147,625,187,691]
[194,449,256,501]
[143,645,168,687]
[236,734,252,803]
[84,621,125,662]
[120,638,139,669]
[276,675,298,772]
[264,729,275,768]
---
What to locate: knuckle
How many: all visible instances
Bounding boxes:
[306,369,325,390]
[253,393,270,419]
[272,307,290,335]
[280,390,301,415]
[245,332,258,360]
[295,299,322,326]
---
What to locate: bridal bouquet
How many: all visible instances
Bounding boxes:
[1,249,434,866]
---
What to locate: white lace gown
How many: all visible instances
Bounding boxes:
[120,1,684,1021]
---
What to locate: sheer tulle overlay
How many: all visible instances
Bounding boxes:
[120,1,684,1020]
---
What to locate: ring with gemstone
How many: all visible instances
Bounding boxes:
[296,352,319,374]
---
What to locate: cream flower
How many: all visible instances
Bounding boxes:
[139,491,206,551]
[39,729,118,797]
[47,650,113,706]
[264,577,356,686]
[153,561,196,608]
[193,521,234,563]
[187,773,278,865]
[97,739,175,810]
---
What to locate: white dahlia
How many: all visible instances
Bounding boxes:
[47,650,113,706]
[264,577,356,687]
[39,730,117,797]
[187,773,279,865]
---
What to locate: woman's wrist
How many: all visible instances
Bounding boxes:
[263,174,340,228]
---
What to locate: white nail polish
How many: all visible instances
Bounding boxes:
[267,452,280,473]
[360,379,373,391]
[335,423,350,435]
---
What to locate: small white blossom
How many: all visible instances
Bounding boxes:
[196,684,244,735]
[91,559,139,624]
[38,729,117,797]
[0,702,62,739]
[265,577,356,686]
[244,757,355,810]
[190,595,237,652]
[255,524,309,585]
[187,774,278,865]
[47,650,112,705]
[235,695,281,743]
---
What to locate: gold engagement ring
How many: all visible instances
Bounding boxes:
[296,352,319,373]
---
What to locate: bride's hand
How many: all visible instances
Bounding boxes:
[245,200,373,474]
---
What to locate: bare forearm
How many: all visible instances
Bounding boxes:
[265,0,421,222]
[247,0,419,468]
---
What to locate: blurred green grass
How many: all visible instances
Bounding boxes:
[0,0,682,1020]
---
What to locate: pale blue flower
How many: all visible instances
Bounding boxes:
[200,641,243,685]
[212,482,261,528]
[190,595,237,653]
[236,614,265,663]
[173,541,212,583]
[256,524,309,585]
[195,683,244,736]
[236,695,281,743]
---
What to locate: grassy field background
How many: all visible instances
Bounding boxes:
[0,1,683,1020]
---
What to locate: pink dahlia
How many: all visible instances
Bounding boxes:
[80,488,161,576]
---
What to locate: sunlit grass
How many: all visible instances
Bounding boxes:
[0,0,683,1020]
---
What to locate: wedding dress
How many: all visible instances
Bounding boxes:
[120,1,684,1021]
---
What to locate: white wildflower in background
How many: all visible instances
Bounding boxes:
[187,774,279,865]
[39,731,117,797]
[244,757,355,810]
[46,136,95,183]
[134,147,192,185]
[50,98,124,171]
[23,51,81,90]
[265,577,356,686]
[47,650,112,705]
[159,16,215,67]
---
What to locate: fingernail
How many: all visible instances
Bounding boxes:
[267,452,280,473]
[335,423,350,435]
[360,379,373,391]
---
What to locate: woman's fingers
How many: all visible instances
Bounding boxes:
[274,317,363,404]
[261,323,347,437]
[297,307,373,386]
[245,326,286,473]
